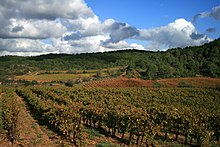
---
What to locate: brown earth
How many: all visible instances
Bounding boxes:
[0,92,128,147]
[0,94,55,147]
[83,77,153,88]
[157,77,220,87]
[16,95,56,147]
[83,77,220,88]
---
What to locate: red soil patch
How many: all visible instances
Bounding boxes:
[17,95,55,147]
[83,77,220,88]
[157,77,220,88]
[0,94,55,147]
[83,77,153,88]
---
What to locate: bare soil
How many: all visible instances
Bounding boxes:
[0,94,55,147]
[83,77,220,88]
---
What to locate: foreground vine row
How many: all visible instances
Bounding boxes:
[0,87,20,144]
[16,86,220,146]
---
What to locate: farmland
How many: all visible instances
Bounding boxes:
[0,81,220,146]
[1,76,220,146]
[83,76,220,88]
[15,73,92,82]
[14,67,121,83]
[0,39,220,146]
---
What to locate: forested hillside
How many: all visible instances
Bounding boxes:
[0,38,219,81]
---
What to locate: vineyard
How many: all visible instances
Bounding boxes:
[1,85,214,146]
[0,83,220,146]
[0,87,56,146]
[0,87,20,145]
[83,76,220,88]
[14,67,121,83]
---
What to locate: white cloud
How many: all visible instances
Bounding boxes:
[0,0,215,56]
[0,0,95,40]
[211,5,220,20]
[130,43,145,50]
[101,19,139,45]
[63,15,100,32]
[100,40,145,51]
[0,0,94,20]
[0,18,67,39]
[61,35,109,53]
[0,0,101,56]
[193,5,220,22]
[61,15,102,40]
[100,41,129,49]
[138,18,211,50]
[0,39,57,56]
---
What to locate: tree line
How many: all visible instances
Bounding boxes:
[0,38,219,81]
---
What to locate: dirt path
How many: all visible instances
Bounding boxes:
[16,94,55,147]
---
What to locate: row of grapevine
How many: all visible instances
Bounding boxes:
[0,88,20,144]
[16,86,220,146]
[16,87,83,146]
[69,87,220,146]
[0,87,3,133]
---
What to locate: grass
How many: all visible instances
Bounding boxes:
[84,128,104,139]
[15,73,93,82]
[96,141,115,147]
[30,122,43,145]
[14,67,122,83]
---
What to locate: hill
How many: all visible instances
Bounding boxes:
[0,38,220,82]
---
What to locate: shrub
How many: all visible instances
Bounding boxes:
[153,81,165,88]
[178,81,193,88]
[65,80,75,87]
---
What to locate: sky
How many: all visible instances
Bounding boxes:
[0,0,219,56]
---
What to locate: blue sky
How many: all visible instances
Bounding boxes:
[0,0,219,56]
[86,0,220,38]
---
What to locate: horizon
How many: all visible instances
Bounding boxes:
[2,37,219,57]
[0,0,220,56]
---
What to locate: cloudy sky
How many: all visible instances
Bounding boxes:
[0,0,219,56]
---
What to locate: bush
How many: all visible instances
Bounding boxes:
[95,71,102,78]
[153,81,165,88]
[65,80,75,87]
[215,84,220,91]
[178,81,193,88]
[66,70,77,74]
[31,80,38,85]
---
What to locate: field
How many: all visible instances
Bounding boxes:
[157,77,220,88]
[14,67,220,88]
[14,67,121,83]
[83,76,220,88]
[1,64,220,146]
[1,79,220,146]
[15,73,93,82]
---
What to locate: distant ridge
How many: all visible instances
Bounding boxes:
[0,37,219,80]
